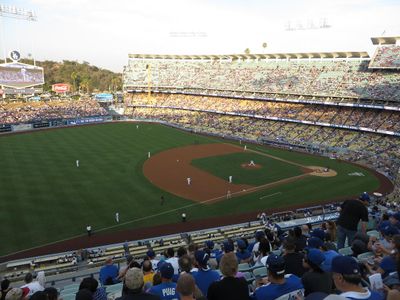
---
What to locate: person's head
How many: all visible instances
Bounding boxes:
[166,247,175,258]
[222,240,234,253]
[220,252,238,277]
[236,239,247,252]
[303,249,325,273]
[124,267,144,291]
[30,291,47,300]
[152,272,161,286]
[293,226,302,238]
[283,237,296,254]
[142,260,153,273]
[331,256,362,292]
[255,230,265,242]
[105,257,113,265]
[307,237,324,249]
[75,289,92,300]
[176,273,196,299]
[359,192,370,205]
[327,220,336,231]
[389,213,400,225]
[177,246,187,258]
[266,255,286,281]
[178,255,193,273]
[146,249,156,259]
[258,237,271,256]
[24,273,33,284]
[301,224,310,235]
[1,279,10,291]
[311,229,326,241]
[43,288,58,300]
[205,240,214,250]
[159,262,174,281]
[79,278,98,293]
[194,250,210,270]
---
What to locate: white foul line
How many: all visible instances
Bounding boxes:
[259,192,282,199]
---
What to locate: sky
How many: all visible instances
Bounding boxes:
[1,0,399,72]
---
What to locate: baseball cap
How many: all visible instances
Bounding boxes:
[379,221,399,236]
[236,239,246,250]
[306,249,325,267]
[389,212,400,222]
[146,250,155,258]
[307,237,324,249]
[255,230,265,239]
[124,267,144,290]
[266,254,285,275]
[160,262,174,279]
[205,240,214,249]
[311,229,326,241]
[331,256,360,275]
[359,192,370,202]
[195,250,210,267]
[223,241,234,252]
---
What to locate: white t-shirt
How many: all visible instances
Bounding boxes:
[166,257,180,274]
[21,281,44,297]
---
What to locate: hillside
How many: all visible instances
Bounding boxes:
[19,59,122,92]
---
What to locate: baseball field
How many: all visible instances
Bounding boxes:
[0,122,390,258]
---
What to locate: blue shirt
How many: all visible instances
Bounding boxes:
[253,274,304,300]
[379,256,397,278]
[99,264,119,285]
[236,250,252,262]
[193,268,220,296]
[340,290,384,300]
[148,282,179,300]
[321,250,340,272]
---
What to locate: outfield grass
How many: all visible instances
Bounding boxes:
[0,123,380,256]
[191,152,304,185]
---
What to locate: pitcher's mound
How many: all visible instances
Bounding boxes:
[241,163,262,169]
[308,166,337,177]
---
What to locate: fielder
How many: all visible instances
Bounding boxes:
[226,190,232,199]
[76,160,80,167]
[249,160,255,166]
[187,177,191,185]
[229,175,233,183]
[148,151,151,158]
[115,212,119,223]
[244,145,247,151]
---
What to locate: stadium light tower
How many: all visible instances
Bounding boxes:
[0,3,37,63]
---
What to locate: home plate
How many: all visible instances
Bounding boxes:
[260,192,282,199]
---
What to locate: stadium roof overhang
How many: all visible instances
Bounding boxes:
[371,36,400,45]
[128,52,370,60]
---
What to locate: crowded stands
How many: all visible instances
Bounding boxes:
[369,46,400,69]
[2,192,400,300]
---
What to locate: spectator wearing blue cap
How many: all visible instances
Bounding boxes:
[146,250,160,272]
[331,256,383,300]
[204,241,221,260]
[216,240,234,265]
[192,250,220,297]
[301,249,333,296]
[389,213,400,230]
[253,255,304,300]
[235,239,252,263]
[148,262,178,300]
[336,194,370,249]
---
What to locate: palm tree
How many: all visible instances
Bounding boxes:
[244,48,251,54]
[262,42,267,53]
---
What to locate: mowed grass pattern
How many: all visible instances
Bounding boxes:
[191,152,304,185]
[0,123,380,255]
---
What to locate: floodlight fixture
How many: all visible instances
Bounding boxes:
[0,4,37,21]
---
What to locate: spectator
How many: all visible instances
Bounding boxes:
[1,280,11,300]
[20,273,45,297]
[336,193,370,249]
[142,260,155,287]
[253,254,304,300]
[294,226,308,252]
[282,237,307,277]
[176,273,206,300]
[331,256,384,300]
[148,262,178,300]
[99,257,120,285]
[75,289,93,300]
[5,288,29,300]
[302,249,333,296]
[116,267,160,300]
[235,239,252,263]
[207,252,250,300]
[79,278,106,300]
[43,288,58,300]
[165,248,179,275]
[193,250,220,297]
[146,250,160,271]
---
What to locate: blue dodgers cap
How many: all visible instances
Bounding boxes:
[359,192,370,202]
[382,225,399,237]
[236,239,246,250]
[205,240,214,249]
[255,230,265,239]
[266,254,285,275]
[194,250,210,267]
[159,262,174,279]
[307,237,324,249]
[389,212,400,222]
[306,249,325,267]
[331,256,360,275]
[223,241,234,252]
[146,250,155,258]
[311,229,326,241]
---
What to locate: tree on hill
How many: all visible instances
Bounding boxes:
[19,59,122,92]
